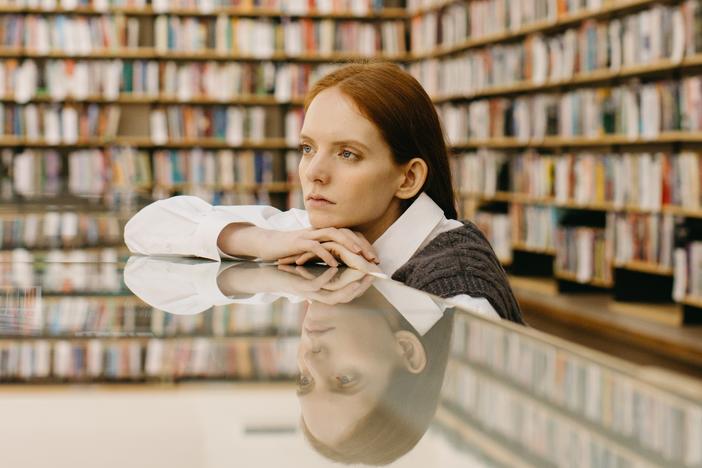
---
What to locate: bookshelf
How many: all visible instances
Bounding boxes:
[0,286,305,383]
[0,0,407,256]
[409,0,702,323]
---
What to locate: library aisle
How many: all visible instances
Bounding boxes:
[0,256,700,468]
[1,0,702,465]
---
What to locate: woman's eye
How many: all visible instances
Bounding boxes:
[299,144,312,155]
[336,375,354,386]
[340,150,357,160]
[297,374,312,387]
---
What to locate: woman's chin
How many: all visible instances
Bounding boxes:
[308,213,345,229]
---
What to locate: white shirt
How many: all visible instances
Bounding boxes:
[123,193,499,319]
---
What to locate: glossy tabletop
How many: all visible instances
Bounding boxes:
[0,254,700,468]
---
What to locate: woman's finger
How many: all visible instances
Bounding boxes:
[276,255,299,265]
[305,241,340,267]
[294,251,317,265]
[340,228,379,263]
[320,241,377,272]
[307,228,376,263]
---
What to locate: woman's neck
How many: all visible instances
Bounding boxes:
[355,199,403,244]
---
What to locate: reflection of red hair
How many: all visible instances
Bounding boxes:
[300,286,453,465]
[304,61,458,220]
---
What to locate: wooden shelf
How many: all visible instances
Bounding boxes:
[145,182,300,193]
[0,94,306,106]
[0,246,128,255]
[681,296,702,309]
[510,278,702,373]
[0,5,408,19]
[511,243,556,255]
[614,260,674,276]
[410,0,660,61]
[554,269,614,288]
[450,132,702,149]
[461,190,702,219]
[432,57,688,103]
[0,48,411,62]
[0,136,297,150]
[408,0,462,16]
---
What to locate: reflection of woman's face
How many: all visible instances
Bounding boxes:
[297,301,405,446]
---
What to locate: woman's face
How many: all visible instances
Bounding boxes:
[298,87,405,240]
[296,301,405,446]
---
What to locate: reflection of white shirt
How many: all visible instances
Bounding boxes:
[124,193,499,319]
[124,257,487,336]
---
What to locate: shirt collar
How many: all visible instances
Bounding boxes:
[372,193,446,276]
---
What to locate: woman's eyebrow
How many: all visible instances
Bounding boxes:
[299,134,369,152]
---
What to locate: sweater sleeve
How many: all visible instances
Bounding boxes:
[391,222,524,324]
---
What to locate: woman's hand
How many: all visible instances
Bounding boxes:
[218,223,380,270]
[260,227,378,267]
[278,240,384,275]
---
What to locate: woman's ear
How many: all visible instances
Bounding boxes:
[394,330,427,374]
[395,157,428,200]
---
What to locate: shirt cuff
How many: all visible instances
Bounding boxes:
[194,210,246,261]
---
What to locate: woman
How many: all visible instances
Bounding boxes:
[124,60,524,324]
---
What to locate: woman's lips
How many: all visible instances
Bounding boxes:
[303,326,336,336]
[306,195,335,208]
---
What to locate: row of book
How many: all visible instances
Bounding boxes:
[674,241,702,300]
[2,145,303,198]
[613,212,674,268]
[2,14,141,53]
[0,248,123,292]
[473,207,675,270]
[149,105,290,144]
[472,210,511,262]
[154,15,407,56]
[438,77,702,142]
[443,361,642,467]
[449,312,702,466]
[152,148,286,187]
[411,0,561,54]
[0,336,300,380]
[408,0,602,17]
[2,147,151,198]
[453,150,702,212]
[510,203,557,251]
[0,58,341,104]
[1,0,395,14]
[1,0,147,9]
[411,1,701,69]
[2,14,408,57]
[2,300,305,337]
[413,2,702,98]
[0,211,125,249]
[153,185,286,205]
[0,103,121,142]
[156,0,393,15]
[555,219,614,284]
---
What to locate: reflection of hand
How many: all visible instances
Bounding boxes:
[277,265,375,304]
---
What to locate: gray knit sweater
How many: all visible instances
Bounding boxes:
[392,221,525,324]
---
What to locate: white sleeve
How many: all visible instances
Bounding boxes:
[124,195,310,261]
[444,294,500,320]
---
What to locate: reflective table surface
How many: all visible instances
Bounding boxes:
[0,254,701,468]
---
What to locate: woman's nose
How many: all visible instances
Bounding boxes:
[304,153,330,184]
